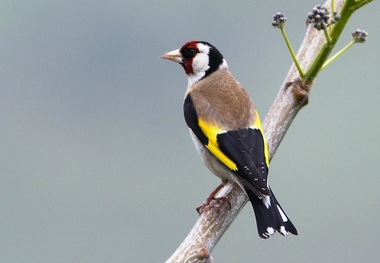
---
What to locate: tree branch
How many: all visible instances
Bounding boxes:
[166,0,371,262]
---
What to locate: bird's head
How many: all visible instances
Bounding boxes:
[161,40,228,85]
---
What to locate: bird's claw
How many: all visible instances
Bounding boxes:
[196,196,231,214]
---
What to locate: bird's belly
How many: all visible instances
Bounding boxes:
[189,130,242,187]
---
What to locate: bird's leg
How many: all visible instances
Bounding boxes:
[196,183,231,214]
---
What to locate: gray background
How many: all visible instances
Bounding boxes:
[1,1,379,262]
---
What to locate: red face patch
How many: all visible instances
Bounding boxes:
[179,40,199,75]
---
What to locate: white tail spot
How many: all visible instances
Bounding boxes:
[279,226,288,236]
[262,196,271,209]
[266,227,275,236]
[277,205,288,222]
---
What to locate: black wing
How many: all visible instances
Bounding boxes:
[184,93,269,197]
[217,128,270,197]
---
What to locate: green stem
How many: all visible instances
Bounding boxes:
[320,40,355,71]
[302,0,372,85]
[331,0,335,13]
[351,0,373,10]
[280,27,305,79]
[323,28,332,45]
[303,4,352,84]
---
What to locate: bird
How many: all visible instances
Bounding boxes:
[161,40,297,239]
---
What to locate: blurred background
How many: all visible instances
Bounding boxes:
[1,1,379,262]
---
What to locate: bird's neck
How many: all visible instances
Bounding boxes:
[187,59,228,87]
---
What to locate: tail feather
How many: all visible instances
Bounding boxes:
[246,187,298,239]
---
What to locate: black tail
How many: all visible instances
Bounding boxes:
[246,188,298,239]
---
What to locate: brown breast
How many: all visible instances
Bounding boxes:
[188,68,256,130]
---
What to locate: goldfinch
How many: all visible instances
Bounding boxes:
[161,40,297,239]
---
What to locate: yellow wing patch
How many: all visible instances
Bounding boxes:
[252,111,270,167]
[198,118,238,171]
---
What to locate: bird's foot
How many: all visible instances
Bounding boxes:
[196,183,231,214]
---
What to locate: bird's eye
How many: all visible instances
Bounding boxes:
[183,48,197,58]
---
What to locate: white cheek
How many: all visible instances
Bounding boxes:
[187,53,210,86]
[192,53,210,74]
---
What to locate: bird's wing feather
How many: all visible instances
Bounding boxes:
[184,94,270,197]
[217,127,270,196]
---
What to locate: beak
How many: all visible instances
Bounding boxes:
[160,49,183,63]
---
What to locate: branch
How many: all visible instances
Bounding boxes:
[166,0,371,262]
